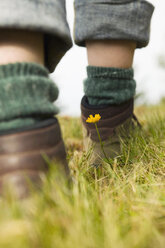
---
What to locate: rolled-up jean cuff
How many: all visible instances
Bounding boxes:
[0,0,72,73]
[74,0,154,48]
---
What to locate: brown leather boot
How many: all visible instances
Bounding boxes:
[0,118,69,198]
[81,96,138,166]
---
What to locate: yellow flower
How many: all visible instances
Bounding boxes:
[86,114,101,123]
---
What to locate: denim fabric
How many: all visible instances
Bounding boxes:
[0,0,72,73]
[74,0,154,48]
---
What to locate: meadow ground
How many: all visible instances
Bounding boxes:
[0,102,165,248]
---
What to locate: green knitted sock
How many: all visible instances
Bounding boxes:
[0,62,59,131]
[84,66,136,106]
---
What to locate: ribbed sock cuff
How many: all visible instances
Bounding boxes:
[84,66,136,106]
[0,62,59,131]
[0,62,49,78]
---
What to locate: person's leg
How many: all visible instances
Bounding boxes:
[0,29,59,131]
[0,0,72,72]
[74,0,154,164]
[86,40,136,69]
[0,0,72,197]
[0,30,44,65]
[75,0,154,106]
[85,40,136,106]
[0,0,72,130]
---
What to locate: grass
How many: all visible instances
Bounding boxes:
[1,103,165,248]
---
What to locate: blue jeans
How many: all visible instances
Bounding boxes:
[0,0,154,72]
